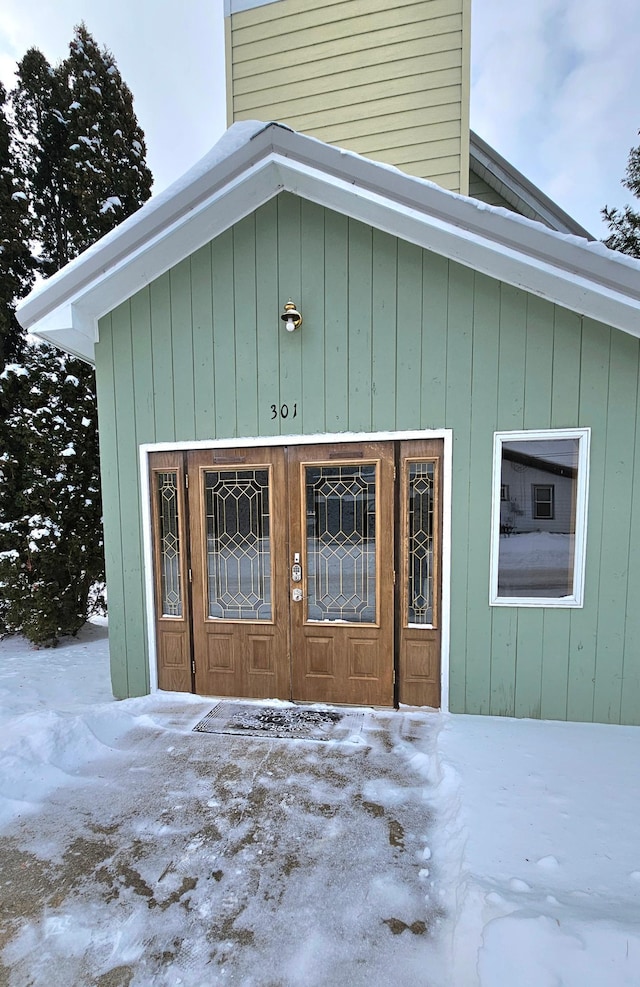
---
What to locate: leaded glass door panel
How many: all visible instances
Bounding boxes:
[398,439,443,709]
[187,447,290,700]
[288,443,395,706]
[149,451,193,692]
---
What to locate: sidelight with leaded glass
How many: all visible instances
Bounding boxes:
[157,471,182,617]
[407,461,436,625]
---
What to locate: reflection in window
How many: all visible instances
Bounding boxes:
[493,432,589,605]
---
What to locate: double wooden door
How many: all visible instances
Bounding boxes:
[149,440,442,708]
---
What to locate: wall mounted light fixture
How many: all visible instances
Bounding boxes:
[281,299,303,332]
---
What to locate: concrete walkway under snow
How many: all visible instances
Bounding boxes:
[0,697,446,987]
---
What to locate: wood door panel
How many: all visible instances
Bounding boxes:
[398,439,443,708]
[305,637,334,677]
[188,447,290,700]
[348,638,380,679]
[288,442,395,706]
[206,634,234,672]
[149,451,193,693]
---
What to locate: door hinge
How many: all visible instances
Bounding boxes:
[191,659,196,674]
[188,567,192,584]
[184,473,189,488]
[393,668,397,685]
[393,466,397,481]
[393,570,396,585]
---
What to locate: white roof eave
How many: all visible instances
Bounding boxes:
[17,123,640,365]
[23,151,286,364]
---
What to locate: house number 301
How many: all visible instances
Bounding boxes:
[270,403,298,420]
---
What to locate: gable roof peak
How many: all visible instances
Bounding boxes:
[16,122,640,363]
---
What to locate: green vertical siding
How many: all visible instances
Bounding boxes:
[445,265,475,711]
[256,199,281,437]
[94,317,127,698]
[593,331,637,723]
[621,369,640,724]
[461,273,500,716]
[324,210,349,431]
[567,320,610,721]
[371,229,397,431]
[191,244,216,441]
[299,199,325,434]
[95,191,640,725]
[347,219,374,432]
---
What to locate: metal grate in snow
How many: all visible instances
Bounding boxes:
[193,701,365,742]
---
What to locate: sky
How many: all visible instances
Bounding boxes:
[0,0,638,239]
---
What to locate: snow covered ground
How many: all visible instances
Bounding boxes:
[1,622,639,985]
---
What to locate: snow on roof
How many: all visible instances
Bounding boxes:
[469,131,594,241]
[16,121,640,364]
[18,120,268,318]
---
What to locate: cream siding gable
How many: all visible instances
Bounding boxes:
[226,0,471,194]
[469,132,593,239]
[469,172,515,211]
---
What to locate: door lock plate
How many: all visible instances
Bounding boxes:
[291,563,302,582]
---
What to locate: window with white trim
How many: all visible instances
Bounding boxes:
[490,429,590,607]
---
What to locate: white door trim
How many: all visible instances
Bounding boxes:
[140,428,453,710]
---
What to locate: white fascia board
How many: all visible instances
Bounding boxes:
[18,121,269,332]
[28,301,96,363]
[29,158,284,363]
[24,139,640,363]
[273,156,640,337]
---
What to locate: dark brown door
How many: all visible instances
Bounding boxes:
[149,439,443,708]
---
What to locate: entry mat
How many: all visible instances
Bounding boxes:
[193,701,365,742]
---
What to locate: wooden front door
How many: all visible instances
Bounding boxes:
[149,439,443,708]
[187,446,290,701]
[287,443,395,706]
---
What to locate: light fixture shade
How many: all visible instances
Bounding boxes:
[281,299,302,331]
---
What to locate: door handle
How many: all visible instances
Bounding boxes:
[291,552,302,582]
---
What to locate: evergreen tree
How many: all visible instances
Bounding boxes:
[0,25,152,646]
[0,350,104,644]
[64,24,152,252]
[11,26,152,272]
[11,47,74,273]
[603,134,640,258]
[0,80,34,369]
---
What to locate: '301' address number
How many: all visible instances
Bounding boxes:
[270,403,298,420]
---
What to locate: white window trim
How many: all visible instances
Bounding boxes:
[490,427,590,608]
